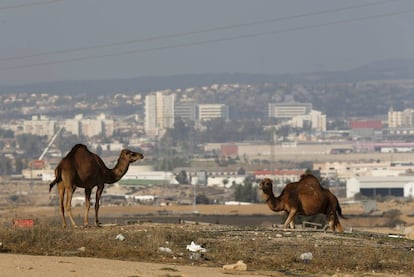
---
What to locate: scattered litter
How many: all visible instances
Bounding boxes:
[223,260,247,271]
[115,234,125,241]
[158,247,173,254]
[300,252,313,263]
[186,241,207,260]
[186,241,206,253]
[12,219,34,228]
[275,234,283,238]
[0,240,10,253]
[388,233,405,239]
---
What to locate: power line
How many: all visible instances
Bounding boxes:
[0,0,64,11]
[0,0,400,62]
[0,7,413,71]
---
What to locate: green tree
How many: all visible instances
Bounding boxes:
[0,155,13,176]
[234,177,258,203]
[196,194,210,204]
[175,170,189,184]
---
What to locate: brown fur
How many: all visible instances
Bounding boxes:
[49,144,143,227]
[259,174,345,232]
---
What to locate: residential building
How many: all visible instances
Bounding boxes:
[22,115,56,138]
[145,91,175,136]
[174,100,197,122]
[268,102,326,131]
[198,104,229,121]
[268,102,312,118]
[289,110,327,131]
[388,108,414,128]
[64,114,82,136]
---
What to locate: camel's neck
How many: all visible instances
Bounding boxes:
[105,157,130,184]
[263,191,283,212]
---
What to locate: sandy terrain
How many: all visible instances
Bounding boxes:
[1,253,279,277]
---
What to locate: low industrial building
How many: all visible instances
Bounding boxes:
[346,176,414,198]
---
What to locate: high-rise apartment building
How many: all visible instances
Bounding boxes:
[145,91,175,136]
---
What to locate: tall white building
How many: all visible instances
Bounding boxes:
[145,91,175,136]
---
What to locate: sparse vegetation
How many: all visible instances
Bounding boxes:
[0,219,413,275]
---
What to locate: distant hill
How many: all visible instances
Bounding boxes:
[1,59,414,95]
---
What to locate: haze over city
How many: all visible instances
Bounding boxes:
[1,0,414,86]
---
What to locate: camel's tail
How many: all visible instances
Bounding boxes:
[336,201,347,219]
[49,165,62,193]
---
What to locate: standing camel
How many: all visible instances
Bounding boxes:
[259,174,345,232]
[49,144,144,227]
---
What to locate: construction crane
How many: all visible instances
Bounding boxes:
[38,126,64,161]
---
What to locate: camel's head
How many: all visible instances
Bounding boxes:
[259,178,274,195]
[121,149,144,163]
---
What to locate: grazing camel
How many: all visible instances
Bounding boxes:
[49,144,144,227]
[259,174,345,232]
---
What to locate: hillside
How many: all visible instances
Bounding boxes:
[1,59,414,118]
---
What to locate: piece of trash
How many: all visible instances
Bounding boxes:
[158,247,173,254]
[186,241,206,253]
[223,260,248,271]
[388,233,405,239]
[77,246,86,252]
[115,234,125,241]
[300,252,313,263]
[12,219,35,228]
[186,241,207,260]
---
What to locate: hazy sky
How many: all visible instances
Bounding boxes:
[0,0,413,86]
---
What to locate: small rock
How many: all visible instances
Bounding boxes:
[158,247,173,254]
[223,260,247,271]
[300,252,313,263]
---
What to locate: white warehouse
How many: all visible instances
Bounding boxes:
[346,176,414,198]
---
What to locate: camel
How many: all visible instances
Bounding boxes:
[49,144,144,227]
[259,174,345,232]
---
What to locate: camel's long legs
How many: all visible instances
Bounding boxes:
[57,182,67,228]
[84,188,92,226]
[94,185,104,226]
[283,209,298,229]
[330,212,344,232]
[65,186,77,227]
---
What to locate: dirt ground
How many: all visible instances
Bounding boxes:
[0,253,271,277]
[0,253,407,277]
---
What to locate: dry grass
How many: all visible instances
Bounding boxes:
[0,218,413,276]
